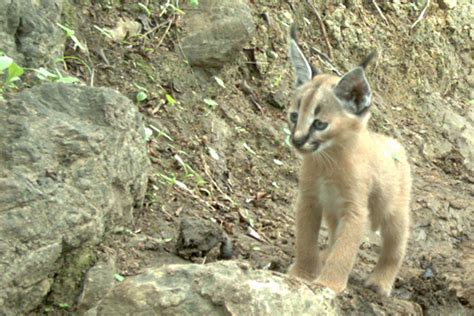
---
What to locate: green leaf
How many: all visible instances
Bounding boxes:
[56,76,80,84]
[136,91,148,102]
[34,67,56,80]
[188,0,199,7]
[203,98,218,108]
[58,303,70,309]
[57,23,75,37]
[6,62,24,84]
[243,143,256,155]
[214,76,225,88]
[114,274,125,282]
[166,94,176,105]
[273,159,284,166]
[0,56,13,71]
[138,3,151,16]
[144,127,153,141]
[208,147,220,160]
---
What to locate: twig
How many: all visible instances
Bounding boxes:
[142,21,169,38]
[307,0,334,60]
[157,19,173,47]
[309,47,342,76]
[250,95,264,113]
[371,0,389,25]
[410,0,430,30]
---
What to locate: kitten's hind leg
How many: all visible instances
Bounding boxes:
[365,209,409,296]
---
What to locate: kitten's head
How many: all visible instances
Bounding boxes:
[288,24,376,155]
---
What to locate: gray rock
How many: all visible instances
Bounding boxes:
[438,0,457,10]
[176,217,232,259]
[0,0,65,67]
[181,0,255,68]
[441,107,474,173]
[77,258,117,313]
[458,126,474,173]
[87,261,338,315]
[0,83,150,314]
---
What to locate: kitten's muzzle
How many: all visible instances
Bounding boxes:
[291,134,309,148]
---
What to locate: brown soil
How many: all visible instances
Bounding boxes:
[43,1,473,314]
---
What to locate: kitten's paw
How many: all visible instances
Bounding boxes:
[287,263,318,281]
[364,278,392,297]
[314,277,346,295]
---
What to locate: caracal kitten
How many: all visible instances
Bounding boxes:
[286,25,411,297]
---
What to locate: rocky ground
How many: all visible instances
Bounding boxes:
[1,0,473,315]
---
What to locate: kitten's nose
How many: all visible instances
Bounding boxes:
[291,133,309,148]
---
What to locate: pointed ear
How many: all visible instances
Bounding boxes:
[334,67,372,115]
[358,50,377,70]
[288,24,319,87]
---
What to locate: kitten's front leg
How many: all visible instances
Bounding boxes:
[288,192,322,281]
[315,210,368,294]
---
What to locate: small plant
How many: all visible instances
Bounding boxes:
[138,3,152,16]
[114,274,125,282]
[0,53,24,96]
[93,25,113,39]
[133,83,148,103]
[214,76,225,88]
[166,94,177,105]
[283,128,292,147]
[57,23,87,52]
[149,125,174,141]
[203,98,218,110]
[188,0,199,7]
[32,67,80,84]
[57,303,70,310]
[174,154,206,186]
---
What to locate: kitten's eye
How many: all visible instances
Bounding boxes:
[312,119,328,130]
[290,112,298,123]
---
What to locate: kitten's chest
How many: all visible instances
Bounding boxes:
[316,177,346,213]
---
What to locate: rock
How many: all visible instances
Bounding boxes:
[440,108,474,173]
[86,261,338,315]
[181,0,255,68]
[438,0,457,10]
[458,126,474,173]
[77,258,117,313]
[0,0,65,67]
[267,91,286,109]
[176,217,232,260]
[0,83,150,313]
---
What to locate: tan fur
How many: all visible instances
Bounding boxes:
[287,73,411,297]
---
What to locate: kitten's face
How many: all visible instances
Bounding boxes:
[287,74,365,155]
[287,26,374,156]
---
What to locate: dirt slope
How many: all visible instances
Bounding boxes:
[42,0,473,314]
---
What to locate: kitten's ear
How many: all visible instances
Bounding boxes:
[288,24,319,87]
[358,50,377,70]
[334,67,372,115]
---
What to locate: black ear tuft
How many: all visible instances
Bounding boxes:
[290,23,298,41]
[334,67,372,115]
[310,64,320,78]
[359,50,378,70]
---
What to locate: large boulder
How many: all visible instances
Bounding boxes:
[181,0,255,68]
[86,261,338,315]
[0,0,65,67]
[0,83,150,314]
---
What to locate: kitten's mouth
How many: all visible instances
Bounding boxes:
[310,141,320,151]
[295,141,321,154]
